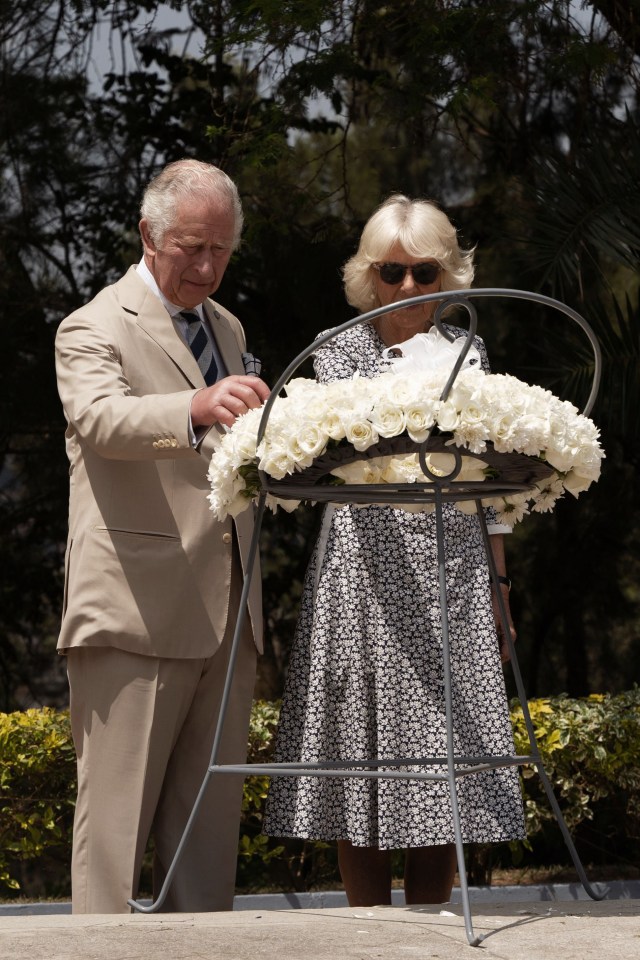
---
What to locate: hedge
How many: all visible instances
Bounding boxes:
[1,690,638,896]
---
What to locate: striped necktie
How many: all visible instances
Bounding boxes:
[181,311,218,386]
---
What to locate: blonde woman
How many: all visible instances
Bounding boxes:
[263,195,524,906]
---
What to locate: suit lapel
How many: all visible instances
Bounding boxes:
[116,267,204,388]
[115,266,244,386]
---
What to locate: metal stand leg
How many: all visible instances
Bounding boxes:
[428,495,605,946]
[435,490,481,946]
[128,492,268,913]
[475,500,605,906]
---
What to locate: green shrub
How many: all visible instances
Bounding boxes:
[510,689,640,866]
[0,701,290,896]
[1,690,639,897]
[237,698,286,888]
[0,708,76,893]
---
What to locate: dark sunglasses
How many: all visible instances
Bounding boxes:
[374,261,441,285]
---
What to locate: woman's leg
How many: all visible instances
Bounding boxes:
[403,843,458,904]
[337,840,392,906]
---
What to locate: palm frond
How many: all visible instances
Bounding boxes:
[517,116,640,296]
[522,292,640,460]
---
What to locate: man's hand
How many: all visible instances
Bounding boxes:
[191,375,271,428]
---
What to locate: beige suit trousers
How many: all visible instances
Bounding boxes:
[67,560,257,914]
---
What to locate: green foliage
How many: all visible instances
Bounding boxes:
[2,693,639,896]
[0,699,333,896]
[511,689,640,860]
[0,708,76,892]
[238,699,285,884]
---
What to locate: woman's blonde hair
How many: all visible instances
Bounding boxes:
[343,194,475,312]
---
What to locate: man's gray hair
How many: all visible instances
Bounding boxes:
[140,159,244,249]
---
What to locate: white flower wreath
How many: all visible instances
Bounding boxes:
[207,342,604,527]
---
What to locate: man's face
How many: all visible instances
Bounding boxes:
[140,196,237,309]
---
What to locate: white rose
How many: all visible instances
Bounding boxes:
[226,492,253,519]
[490,414,516,452]
[268,495,300,514]
[405,401,437,442]
[258,444,296,479]
[448,370,485,409]
[458,458,489,483]
[208,363,604,526]
[562,469,594,497]
[370,400,407,438]
[435,399,460,433]
[331,460,383,484]
[320,409,346,441]
[571,449,604,479]
[343,416,379,452]
[544,445,581,473]
[285,421,328,467]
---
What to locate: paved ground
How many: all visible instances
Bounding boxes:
[0,894,638,960]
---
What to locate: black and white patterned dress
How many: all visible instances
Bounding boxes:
[262,321,526,849]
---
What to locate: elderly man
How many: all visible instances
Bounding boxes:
[55,159,270,913]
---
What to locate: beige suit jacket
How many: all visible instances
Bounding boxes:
[55,265,262,659]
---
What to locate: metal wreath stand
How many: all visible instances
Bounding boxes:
[130,289,606,946]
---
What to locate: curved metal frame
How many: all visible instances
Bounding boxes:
[129,289,605,947]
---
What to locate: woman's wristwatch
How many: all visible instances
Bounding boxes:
[491,575,512,591]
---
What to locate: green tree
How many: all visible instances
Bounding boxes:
[0,0,638,706]
[201,0,640,695]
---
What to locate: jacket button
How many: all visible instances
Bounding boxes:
[222,532,232,544]
[152,441,159,449]
[170,438,178,447]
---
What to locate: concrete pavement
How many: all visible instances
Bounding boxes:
[0,889,638,959]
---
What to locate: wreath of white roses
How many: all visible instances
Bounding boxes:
[207,364,604,527]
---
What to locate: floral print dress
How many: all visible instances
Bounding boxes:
[262,321,526,849]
